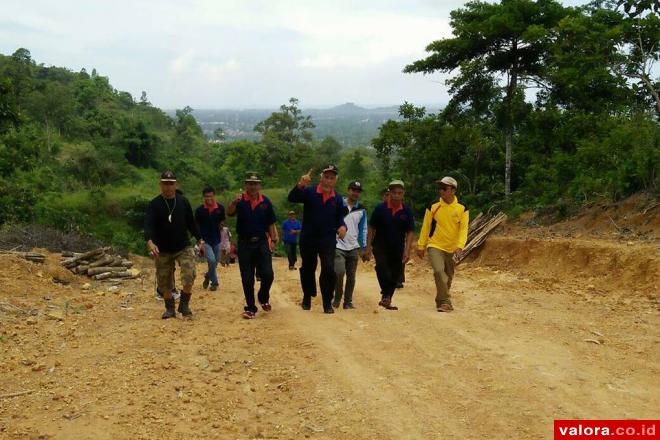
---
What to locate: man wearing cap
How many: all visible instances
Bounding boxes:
[281,210,301,270]
[144,171,204,319]
[195,186,226,292]
[228,171,278,319]
[364,180,415,310]
[288,165,347,314]
[417,176,468,312]
[332,180,367,309]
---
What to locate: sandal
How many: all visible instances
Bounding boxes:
[437,303,454,312]
[242,310,255,319]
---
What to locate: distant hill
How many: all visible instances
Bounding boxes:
[169,103,443,147]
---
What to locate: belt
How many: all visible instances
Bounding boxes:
[240,236,265,243]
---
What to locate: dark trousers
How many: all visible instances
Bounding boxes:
[373,244,403,300]
[284,241,297,267]
[237,239,274,313]
[299,238,336,308]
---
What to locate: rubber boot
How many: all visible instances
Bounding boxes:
[162,297,176,319]
[177,292,193,317]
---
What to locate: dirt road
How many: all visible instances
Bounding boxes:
[1,237,658,439]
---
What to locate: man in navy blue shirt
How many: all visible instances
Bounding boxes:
[364,180,415,310]
[282,210,301,270]
[227,172,279,319]
[195,186,226,292]
[288,165,347,314]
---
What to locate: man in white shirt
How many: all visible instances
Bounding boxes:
[333,181,368,309]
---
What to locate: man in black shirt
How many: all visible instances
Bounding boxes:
[144,171,204,319]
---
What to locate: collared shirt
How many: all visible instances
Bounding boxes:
[336,198,367,251]
[417,196,469,253]
[288,184,346,244]
[282,219,302,244]
[369,201,415,253]
[316,185,336,204]
[234,193,276,240]
[195,203,226,246]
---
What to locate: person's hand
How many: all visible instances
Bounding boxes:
[298,168,313,187]
[147,240,159,257]
[416,248,426,259]
[454,247,463,259]
[362,248,372,262]
[402,251,410,264]
[198,240,205,256]
[337,226,347,239]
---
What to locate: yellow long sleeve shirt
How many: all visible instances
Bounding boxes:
[417,196,469,253]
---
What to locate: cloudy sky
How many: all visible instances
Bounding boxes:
[2,0,587,109]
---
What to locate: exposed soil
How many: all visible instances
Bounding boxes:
[1,225,658,439]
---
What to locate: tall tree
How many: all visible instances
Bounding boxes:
[404,0,567,196]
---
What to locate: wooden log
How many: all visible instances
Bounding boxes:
[88,255,114,268]
[0,251,46,263]
[93,272,114,280]
[120,260,133,268]
[454,212,507,264]
[77,265,89,275]
[109,256,125,267]
[61,251,75,258]
[87,266,128,276]
[61,247,110,267]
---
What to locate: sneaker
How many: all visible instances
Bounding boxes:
[210,284,218,292]
[437,303,454,312]
[343,303,355,309]
[261,303,272,312]
[332,301,340,309]
[202,276,210,290]
[242,310,255,319]
[323,307,335,314]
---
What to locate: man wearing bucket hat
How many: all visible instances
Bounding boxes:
[332,180,368,310]
[144,170,204,319]
[363,179,415,310]
[417,176,469,312]
[227,171,279,319]
[288,165,347,314]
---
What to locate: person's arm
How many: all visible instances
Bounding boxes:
[227,193,241,216]
[457,208,469,254]
[335,195,347,239]
[357,210,368,250]
[363,226,375,261]
[185,199,205,255]
[403,230,415,263]
[268,223,279,244]
[288,170,313,203]
[144,200,159,256]
[416,207,433,258]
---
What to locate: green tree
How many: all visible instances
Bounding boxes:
[404,0,568,196]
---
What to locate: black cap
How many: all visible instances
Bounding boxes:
[244,171,262,183]
[348,181,363,191]
[321,164,338,174]
[160,170,177,182]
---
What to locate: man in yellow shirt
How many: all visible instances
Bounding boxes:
[416,176,468,312]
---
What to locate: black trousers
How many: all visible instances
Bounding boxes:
[299,238,336,308]
[373,244,403,300]
[284,241,297,267]
[237,239,274,313]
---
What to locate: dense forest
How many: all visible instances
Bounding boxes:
[0,0,657,254]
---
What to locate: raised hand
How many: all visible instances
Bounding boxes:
[298,168,313,187]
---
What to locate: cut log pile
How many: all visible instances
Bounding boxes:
[454,211,507,264]
[60,247,140,280]
[0,251,46,263]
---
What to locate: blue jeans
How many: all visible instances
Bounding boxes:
[204,243,221,286]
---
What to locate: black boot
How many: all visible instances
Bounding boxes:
[177,292,193,317]
[162,297,176,319]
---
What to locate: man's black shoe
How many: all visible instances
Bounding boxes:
[323,307,335,314]
[301,296,311,310]
[202,276,210,290]
[343,303,355,309]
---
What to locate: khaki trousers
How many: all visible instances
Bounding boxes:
[428,248,455,307]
